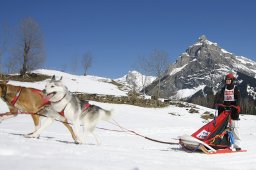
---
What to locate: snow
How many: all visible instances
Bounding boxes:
[193,39,217,47]
[191,58,197,62]
[115,70,156,92]
[171,85,206,100]
[221,48,232,55]
[235,56,256,75]
[169,64,187,76]
[181,52,189,56]
[1,69,256,170]
[236,56,256,65]
[15,69,127,96]
[247,85,256,100]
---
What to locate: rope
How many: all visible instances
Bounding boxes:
[107,119,179,145]
[96,127,125,133]
[0,110,70,125]
[0,112,18,117]
[1,110,179,145]
[208,130,227,145]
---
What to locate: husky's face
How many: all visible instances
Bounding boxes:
[45,76,68,102]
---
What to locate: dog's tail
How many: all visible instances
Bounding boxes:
[101,108,117,121]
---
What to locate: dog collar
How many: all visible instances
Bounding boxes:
[51,93,67,103]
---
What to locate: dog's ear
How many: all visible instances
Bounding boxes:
[51,75,56,81]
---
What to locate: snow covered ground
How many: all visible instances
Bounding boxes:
[0,70,256,170]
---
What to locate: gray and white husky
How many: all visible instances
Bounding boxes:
[27,75,114,144]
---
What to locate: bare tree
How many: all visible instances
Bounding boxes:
[81,52,92,76]
[6,56,18,74]
[12,17,45,76]
[136,56,152,96]
[0,31,3,74]
[71,56,78,74]
[148,49,169,99]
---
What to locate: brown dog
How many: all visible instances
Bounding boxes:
[0,80,76,140]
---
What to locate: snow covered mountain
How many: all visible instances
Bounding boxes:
[144,35,256,103]
[114,70,156,92]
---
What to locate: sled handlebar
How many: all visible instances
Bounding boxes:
[216,104,237,110]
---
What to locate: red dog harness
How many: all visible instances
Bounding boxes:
[31,89,51,108]
[10,87,22,106]
[82,103,91,112]
[58,103,91,117]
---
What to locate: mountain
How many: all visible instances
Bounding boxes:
[144,35,256,105]
[114,70,156,92]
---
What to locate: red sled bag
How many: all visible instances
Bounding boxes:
[191,109,231,149]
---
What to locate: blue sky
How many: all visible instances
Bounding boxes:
[1,0,256,78]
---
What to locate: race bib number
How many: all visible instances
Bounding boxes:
[224,89,235,101]
[196,130,210,139]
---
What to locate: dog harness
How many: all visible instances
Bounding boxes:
[82,103,91,112]
[10,87,22,106]
[0,84,22,106]
[58,103,91,117]
[31,89,51,108]
[58,106,67,117]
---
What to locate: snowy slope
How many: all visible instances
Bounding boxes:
[12,69,127,96]
[0,69,256,170]
[115,70,156,92]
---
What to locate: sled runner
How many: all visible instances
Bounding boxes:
[179,106,247,154]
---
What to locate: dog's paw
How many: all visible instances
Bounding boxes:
[74,140,83,144]
[74,141,81,144]
[24,133,40,139]
[74,139,84,144]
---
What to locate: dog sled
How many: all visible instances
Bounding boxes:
[179,105,247,154]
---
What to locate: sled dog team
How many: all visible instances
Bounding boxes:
[0,73,242,151]
[0,76,114,144]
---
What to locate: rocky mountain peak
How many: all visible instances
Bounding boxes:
[198,34,207,42]
[144,35,256,104]
[115,70,156,92]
